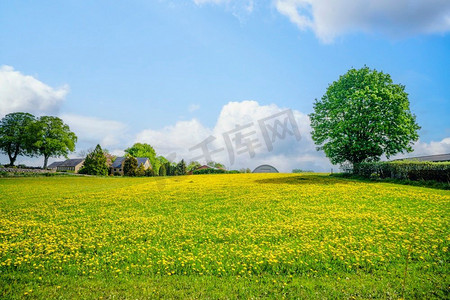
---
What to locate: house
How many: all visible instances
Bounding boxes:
[252,164,279,173]
[397,153,450,162]
[47,161,64,171]
[110,157,151,175]
[196,165,214,171]
[56,158,85,173]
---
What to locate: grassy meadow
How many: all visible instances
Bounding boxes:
[0,174,449,298]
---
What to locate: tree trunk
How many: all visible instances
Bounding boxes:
[8,145,19,166]
[43,156,49,169]
[8,153,16,166]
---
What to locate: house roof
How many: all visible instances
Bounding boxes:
[47,161,64,169]
[58,158,85,167]
[111,157,125,168]
[137,157,150,166]
[111,157,150,168]
[398,153,450,162]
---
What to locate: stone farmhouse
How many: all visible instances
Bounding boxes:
[47,161,64,171]
[51,158,85,173]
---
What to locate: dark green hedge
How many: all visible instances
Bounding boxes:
[193,168,227,175]
[353,161,450,182]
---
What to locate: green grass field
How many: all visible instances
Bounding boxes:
[0,174,449,299]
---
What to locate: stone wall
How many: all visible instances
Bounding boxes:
[0,168,55,173]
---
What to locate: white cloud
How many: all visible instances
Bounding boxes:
[393,137,450,159]
[0,65,68,117]
[274,0,450,43]
[188,104,200,112]
[136,100,335,172]
[60,114,129,149]
[136,119,213,159]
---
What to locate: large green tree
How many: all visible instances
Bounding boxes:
[187,161,201,172]
[0,112,36,166]
[125,143,158,171]
[207,161,225,169]
[32,116,77,169]
[309,66,420,166]
[79,144,108,175]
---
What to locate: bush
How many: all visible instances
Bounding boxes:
[123,157,138,176]
[135,164,146,177]
[353,161,450,183]
[145,168,155,177]
[193,168,226,175]
[292,169,314,173]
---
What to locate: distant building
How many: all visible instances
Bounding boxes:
[252,165,279,173]
[56,159,85,173]
[47,161,64,171]
[396,153,450,162]
[111,157,151,175]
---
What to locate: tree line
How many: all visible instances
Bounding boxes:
[2,67,422,175]
[78,142,229,176]
[0,112,77,168]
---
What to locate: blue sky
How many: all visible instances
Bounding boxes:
[1,0,449,171]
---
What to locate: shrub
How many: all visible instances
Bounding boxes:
[353,161,450,183]
[135,163,146,177]
[193,168,226,175]
[123,157,138,176]
[145,168,155,177]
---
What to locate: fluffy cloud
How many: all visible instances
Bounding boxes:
[275,0,450,42]
[136,119,213,159]
[393,137,450,159]
[60,114,129,149]
[136,100,334,172]
[0,65,68,117]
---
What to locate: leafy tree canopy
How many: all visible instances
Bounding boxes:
[309,66,420,166]
[125,143,158,170]
[207,161,225,169]
[187,161,201,172]
[0,112,36,166]
[32,116,77,169]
